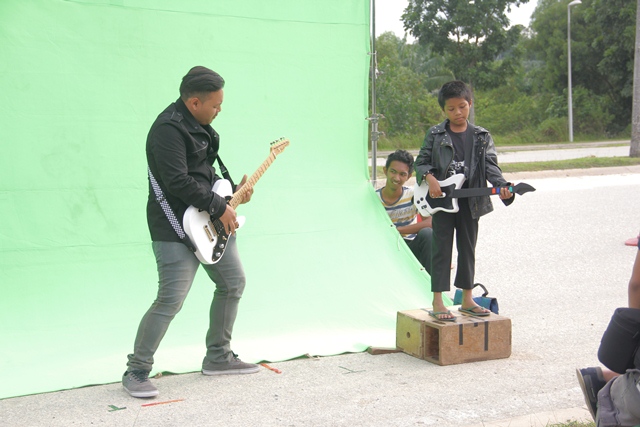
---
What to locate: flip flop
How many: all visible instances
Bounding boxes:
[458,306,490,317]
[428,310,456,322]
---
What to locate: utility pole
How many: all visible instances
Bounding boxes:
[567,0,581,142]
[631,0,640,157]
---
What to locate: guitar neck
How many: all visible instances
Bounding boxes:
[444,181,534,199]
[228,152,278,209]
[451,185,513,198]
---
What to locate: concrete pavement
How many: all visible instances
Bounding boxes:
[2,146,640,425]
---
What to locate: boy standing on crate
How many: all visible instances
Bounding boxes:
[414,80,515,322]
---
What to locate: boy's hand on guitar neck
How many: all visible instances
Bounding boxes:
[236,174,253,204]
[499,185,513,200]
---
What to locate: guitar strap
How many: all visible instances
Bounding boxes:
[462,126,474,182]
[147,167,196,252]
[215,155,235,189]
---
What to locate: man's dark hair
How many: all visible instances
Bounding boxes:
[179,66,225,100]
[437,80,473,109]
[385,149,414,174]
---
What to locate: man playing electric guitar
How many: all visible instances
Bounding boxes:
[415,80,516,322]
[122,66,259,399]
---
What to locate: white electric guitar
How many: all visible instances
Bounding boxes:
[183,138,289,264]
[414,173,536,215]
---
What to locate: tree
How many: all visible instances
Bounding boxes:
[632,0,640,157]
[402,0,528,89]
[374,33,446,138]
[527,0,636,134]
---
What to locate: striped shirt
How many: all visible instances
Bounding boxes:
[377,186,420,240]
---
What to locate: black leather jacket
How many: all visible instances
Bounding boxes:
[415,119,513,219]
[146,98,228,243]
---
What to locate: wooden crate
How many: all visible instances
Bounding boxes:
[396,308,511,366]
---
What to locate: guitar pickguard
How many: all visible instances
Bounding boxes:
[182,138,290,264]
[414,174,465,215]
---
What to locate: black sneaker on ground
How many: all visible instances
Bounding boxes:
[122,369,159,398]
[202,353,260,376]
[576,367,606,421]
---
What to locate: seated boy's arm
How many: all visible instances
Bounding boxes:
[419,215,432,228]
[397,216,432,235]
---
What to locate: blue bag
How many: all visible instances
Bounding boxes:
[453,283,499,314]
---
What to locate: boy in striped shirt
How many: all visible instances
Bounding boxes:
[376,150,432,274]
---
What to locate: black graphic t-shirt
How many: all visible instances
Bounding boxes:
[446,124,471,176]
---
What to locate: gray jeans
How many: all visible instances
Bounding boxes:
[127,237,246,372]
[597,369,640,427]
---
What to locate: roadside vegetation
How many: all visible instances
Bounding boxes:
[371,156,640,178]
[501,156,640,173]
[550,421,595,427]
[370,0,637,154]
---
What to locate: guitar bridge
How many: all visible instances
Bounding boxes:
[204,221,214,243]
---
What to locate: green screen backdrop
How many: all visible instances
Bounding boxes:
[0,0,433,399]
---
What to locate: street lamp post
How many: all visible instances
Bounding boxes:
[567,0,581,142]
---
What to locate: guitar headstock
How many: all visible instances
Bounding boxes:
[269,137,290,156]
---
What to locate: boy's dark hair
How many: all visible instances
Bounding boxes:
[385,149,414,174]
[437,80,473,109]
[179,66,225,100]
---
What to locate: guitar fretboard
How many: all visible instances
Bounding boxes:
[228,152,278,209]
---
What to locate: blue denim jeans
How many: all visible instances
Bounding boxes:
[127,237,246,372]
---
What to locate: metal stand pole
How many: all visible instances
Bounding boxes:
[367,0,384,185]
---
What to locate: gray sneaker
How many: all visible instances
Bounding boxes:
[122,369,159,398]
[202,353,260,376]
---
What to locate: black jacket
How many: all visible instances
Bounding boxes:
[146,98,228,243]
[415,119,513,219]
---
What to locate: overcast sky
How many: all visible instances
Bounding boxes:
[373,0,538,39]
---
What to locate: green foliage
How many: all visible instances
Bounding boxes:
[402,0,528,89]
[544,86,613,135]
[374,32,446,138]
[474,86,549,135]
[376,132,425,151]
[525,0,636,133]
[536,117,569,142]
[572,86,614,135]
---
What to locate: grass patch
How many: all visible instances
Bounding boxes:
[370,156,640,179]
[548,422,595,427]
[500,156,640,173]
[373,133,630,151]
